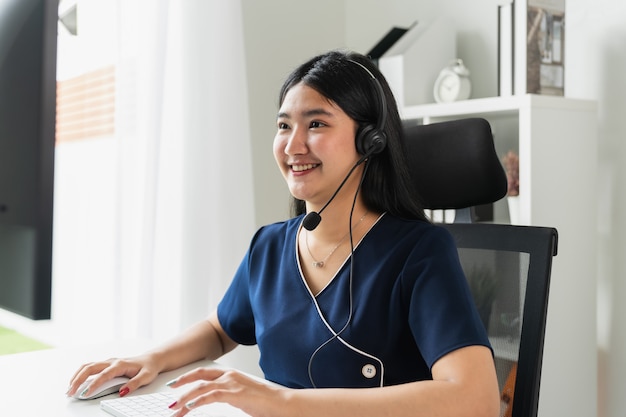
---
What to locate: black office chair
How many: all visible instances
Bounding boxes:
[405,118,558,417]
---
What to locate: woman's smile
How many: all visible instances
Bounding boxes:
[291,163,319,173]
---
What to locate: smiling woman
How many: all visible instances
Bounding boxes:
[66,50,500,417]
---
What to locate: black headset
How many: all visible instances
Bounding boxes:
[348,59,388,157]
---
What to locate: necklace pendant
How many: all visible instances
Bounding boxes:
[312,261,325,268]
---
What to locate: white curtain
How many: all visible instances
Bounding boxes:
[113,0,255,341]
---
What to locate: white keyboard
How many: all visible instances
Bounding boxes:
[101,391,250,417]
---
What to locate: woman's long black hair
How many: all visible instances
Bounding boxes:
[279,50,428,222]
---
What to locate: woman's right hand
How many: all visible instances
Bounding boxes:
[66,314,234,399]
[66,353,162,399]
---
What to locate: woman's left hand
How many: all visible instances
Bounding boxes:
[166,367,287,417]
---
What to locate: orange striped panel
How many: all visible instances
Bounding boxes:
[56,65,115,143]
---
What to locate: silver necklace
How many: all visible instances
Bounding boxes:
[304,212,368,268]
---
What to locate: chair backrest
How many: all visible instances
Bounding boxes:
[443,223,557,417]
[404,118,507,217]
[404,118,558,417]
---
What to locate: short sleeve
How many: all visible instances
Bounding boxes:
[403,226,490,369]
[217,248,257,346]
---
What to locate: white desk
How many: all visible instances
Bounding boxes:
[0,341,249,416]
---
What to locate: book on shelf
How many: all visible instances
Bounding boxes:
[514,0,565,96]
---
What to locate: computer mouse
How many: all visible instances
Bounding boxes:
[72,376,130,400]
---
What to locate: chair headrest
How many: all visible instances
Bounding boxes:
[404,118,507,210]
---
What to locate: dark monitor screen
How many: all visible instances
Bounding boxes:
[0,0,57,319]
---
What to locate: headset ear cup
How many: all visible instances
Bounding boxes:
[355,124,373,155]
[369,131,387,155]
[356,124,387,156]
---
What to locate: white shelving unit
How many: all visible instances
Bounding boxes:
[401,94,598,417]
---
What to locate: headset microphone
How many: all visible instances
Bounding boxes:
[302,153,369,231]
[301,212,322,232]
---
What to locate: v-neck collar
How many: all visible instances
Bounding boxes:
[295,212,386,298]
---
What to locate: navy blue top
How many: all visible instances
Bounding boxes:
[217,213,490,389]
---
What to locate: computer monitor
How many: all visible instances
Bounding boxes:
[0,0,58,319]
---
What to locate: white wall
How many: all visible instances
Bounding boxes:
[565,2,626,417]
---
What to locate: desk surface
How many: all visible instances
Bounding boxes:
[0,341,249,416]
